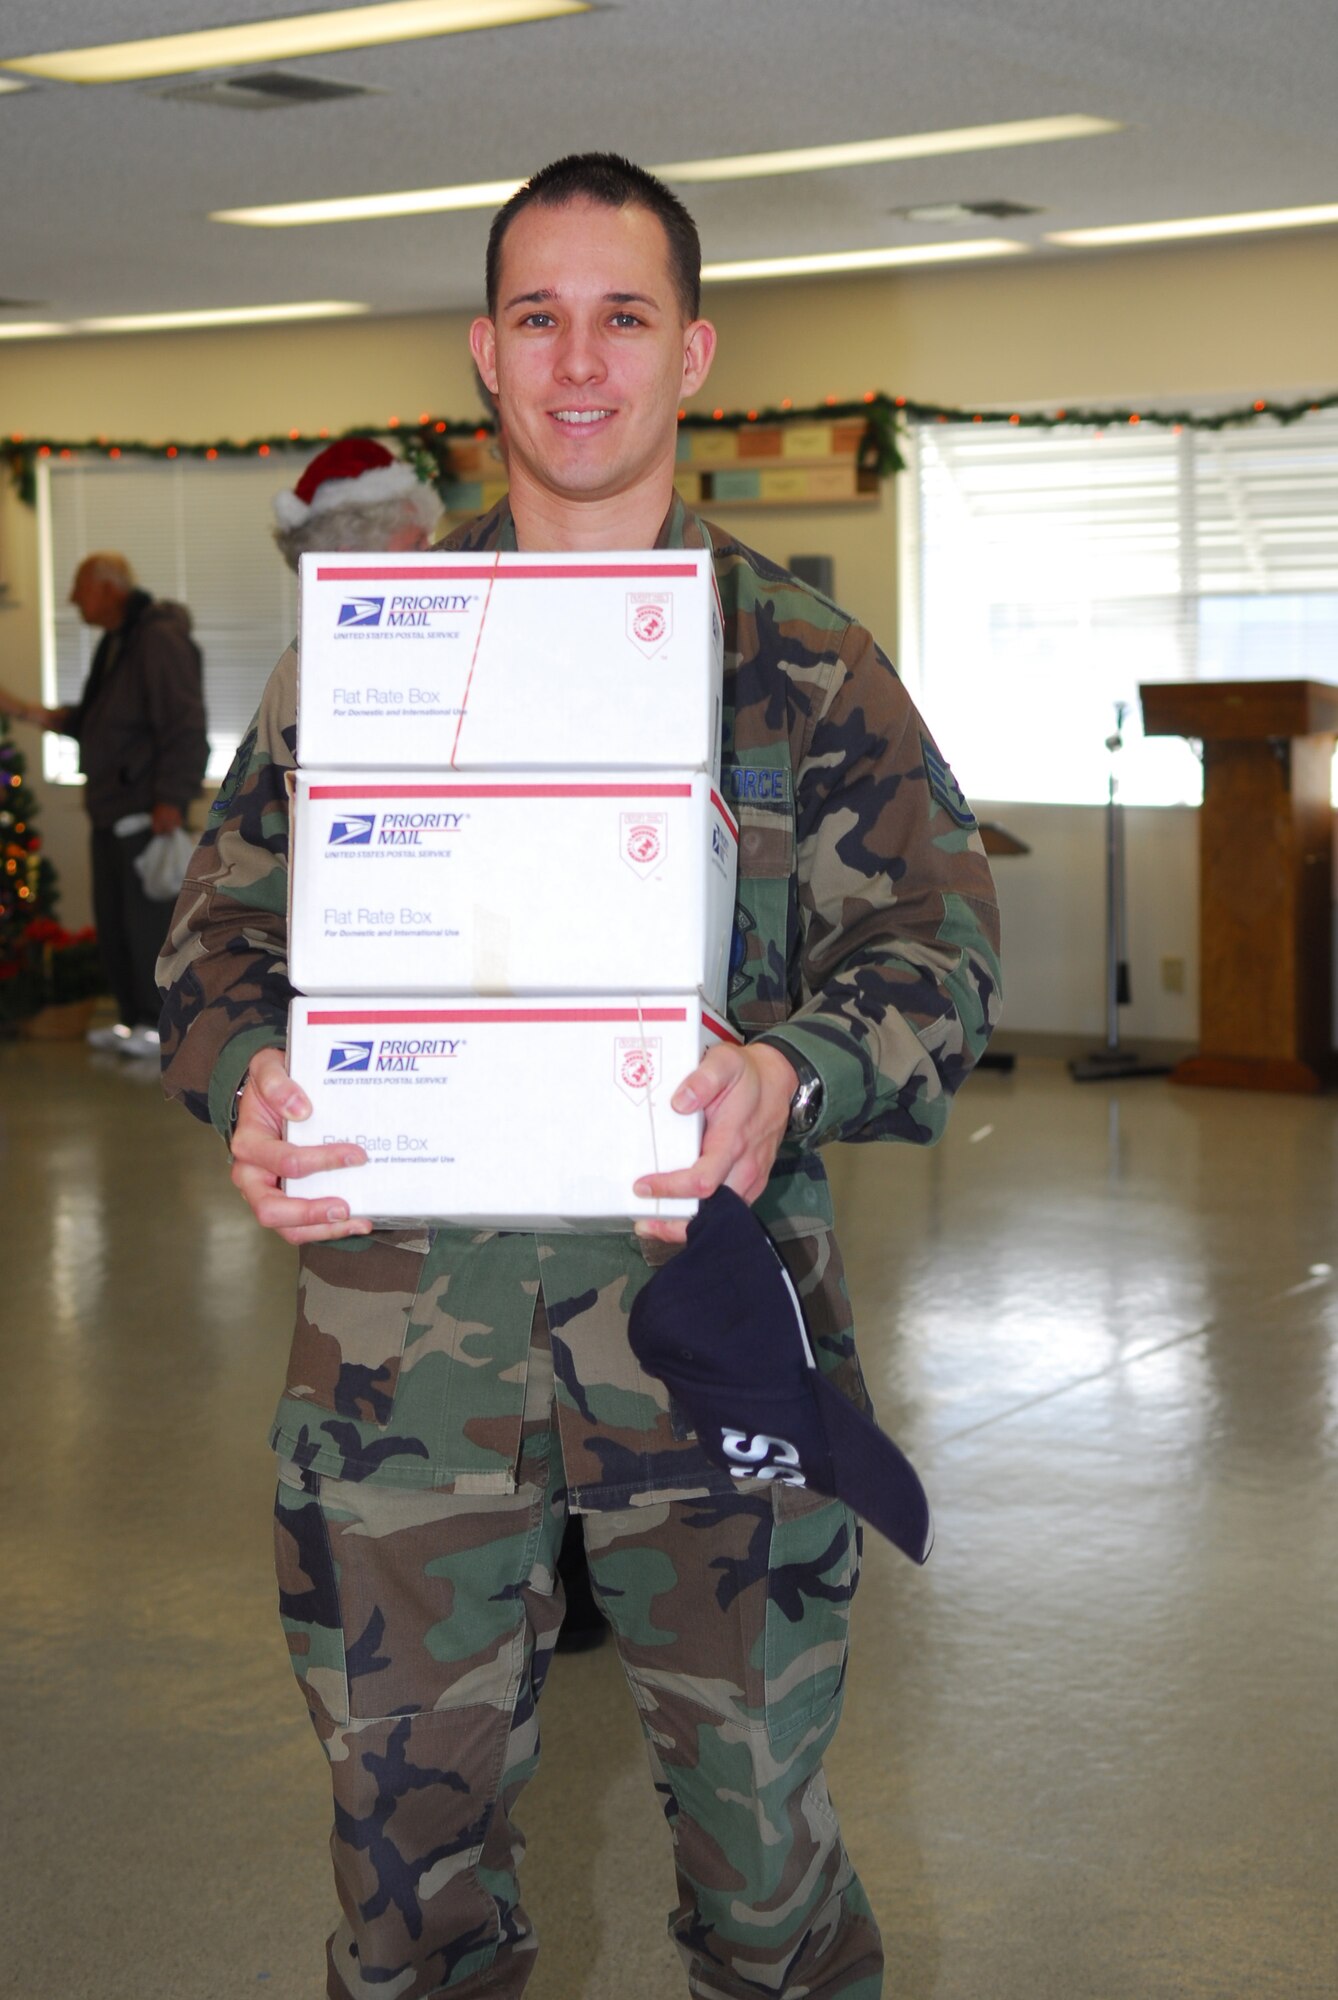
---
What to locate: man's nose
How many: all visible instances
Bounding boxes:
[554,322,605,383]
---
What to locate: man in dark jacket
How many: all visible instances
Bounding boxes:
[8,553,208,1056]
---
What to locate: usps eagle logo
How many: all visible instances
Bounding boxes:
[615,1037,659,1100]
[327,1041,374,1072]
[338,597,385,628]
[329,816,375,846]
[621,813,665,874]
[627,592,671,655]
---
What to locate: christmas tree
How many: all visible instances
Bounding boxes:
[0,712,102,1024]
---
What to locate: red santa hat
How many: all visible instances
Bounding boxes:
[273,437,425,529]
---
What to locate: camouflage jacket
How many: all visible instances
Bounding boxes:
[159,495,1001,1506]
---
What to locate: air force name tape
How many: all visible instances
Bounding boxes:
[628,1186,933,1564]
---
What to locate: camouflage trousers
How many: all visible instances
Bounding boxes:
[274,1304,883,2000]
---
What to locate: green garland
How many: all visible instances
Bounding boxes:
[1,419,472,507]
[5,388,1337,503]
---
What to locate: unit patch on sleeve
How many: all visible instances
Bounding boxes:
[919,735,977,829]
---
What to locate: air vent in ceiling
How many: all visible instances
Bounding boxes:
[891,199,1042,225]
[0,298,47,309]
[158,70,380,110]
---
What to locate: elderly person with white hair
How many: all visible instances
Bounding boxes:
[0,551,207,1056]
[271,438,442,569]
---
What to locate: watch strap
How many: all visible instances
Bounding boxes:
[227,1070,250,1151]
[754,1034,825,1139]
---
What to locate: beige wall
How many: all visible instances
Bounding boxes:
[4,231,1335,1032]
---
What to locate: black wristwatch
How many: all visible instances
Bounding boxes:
[755,1035,825,1140]
[227,1069,250,1152]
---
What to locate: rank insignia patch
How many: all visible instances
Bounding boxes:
[920,736,976,828]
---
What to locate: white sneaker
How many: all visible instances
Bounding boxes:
[122,1025,162,1059]
[87,1022,135,1052]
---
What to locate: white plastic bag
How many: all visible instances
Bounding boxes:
[133,827,196,902]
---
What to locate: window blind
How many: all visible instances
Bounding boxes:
[39,454,306,786]
[906,408,1338,807]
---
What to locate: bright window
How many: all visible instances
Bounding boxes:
[38,453,307,786]
[903,408,1338,806]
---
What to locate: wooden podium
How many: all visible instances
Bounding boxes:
[1140,680,1338,1093]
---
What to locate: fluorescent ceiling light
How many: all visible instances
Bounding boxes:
[213,113,1120,228]
[79,302,369,333]
[703,240,1027,283]
[215,177,523,227]
[1,0,587,84]
[1049,203,1338,247]
[660,116,1120,183]
[0,322,68,340]
[0,302,368,339]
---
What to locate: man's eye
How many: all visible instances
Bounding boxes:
[520,312,555,328]
[610,312,643,329]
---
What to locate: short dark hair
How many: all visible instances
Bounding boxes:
[486,152,702,321]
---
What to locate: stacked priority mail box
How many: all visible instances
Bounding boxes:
[284,549,740,1230]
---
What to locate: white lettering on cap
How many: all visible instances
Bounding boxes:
[721,1429,807,1485]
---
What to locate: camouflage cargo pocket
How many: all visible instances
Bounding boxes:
[286,1228,431,1429]
[763,1487,858,1746]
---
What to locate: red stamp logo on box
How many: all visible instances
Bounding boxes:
[627,592,672,654]
[616,1037,660,1099]
[621,813,666,873]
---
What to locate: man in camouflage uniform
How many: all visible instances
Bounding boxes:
[159,154,1001,2000]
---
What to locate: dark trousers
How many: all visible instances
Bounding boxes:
[89,824,171,1028]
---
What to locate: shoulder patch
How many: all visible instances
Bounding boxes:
[920,735,976,829]
[209,724,257,820]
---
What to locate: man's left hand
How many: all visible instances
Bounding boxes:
[632,1039,798,1245]
[151,802,184,835]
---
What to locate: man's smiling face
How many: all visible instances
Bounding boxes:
[471,196,714,522]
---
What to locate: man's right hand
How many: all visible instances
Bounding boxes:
[230,1046,373,1245]
[0,685,43,727]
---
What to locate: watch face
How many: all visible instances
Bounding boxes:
[789,1074,823,1135]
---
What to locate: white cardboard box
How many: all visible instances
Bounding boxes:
[296,549,723,777]
[288,769,738,1011]
[286,993,741,1229]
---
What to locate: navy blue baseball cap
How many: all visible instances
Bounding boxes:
[628,1187,933,1564]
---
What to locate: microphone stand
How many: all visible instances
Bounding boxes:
[1070,702,1172,1082]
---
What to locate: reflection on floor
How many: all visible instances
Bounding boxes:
[4,1045,1335,1999]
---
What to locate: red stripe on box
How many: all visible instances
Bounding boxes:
[307,1007,690,1026]
[307,783,694,801]
[314,564,699,581]
[703,1009,743,1045]
[710,789,740,839]
[449,546,501,768]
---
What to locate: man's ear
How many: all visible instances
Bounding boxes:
[470,316,499,396]
[681,318,717,401]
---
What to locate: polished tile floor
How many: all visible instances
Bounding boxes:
[3,1044,1335,1999]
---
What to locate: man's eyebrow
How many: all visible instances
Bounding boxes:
[500,288,662,311]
